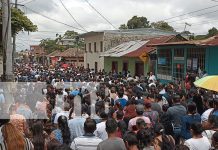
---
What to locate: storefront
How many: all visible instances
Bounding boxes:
[155,36,218,82]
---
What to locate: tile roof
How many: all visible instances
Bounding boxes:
[47,50,62,57]
[100,40,148,57]
[124,35,175,57]
[60,48,84,57]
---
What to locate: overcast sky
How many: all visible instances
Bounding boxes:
[15,0,218,51]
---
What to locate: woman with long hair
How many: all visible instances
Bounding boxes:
[50,115,71,145]
[1,122,33,150]
[31,121,46,150]
[137,128,154,150]
[153,123,175,150]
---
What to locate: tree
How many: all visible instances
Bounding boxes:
[40,30,84,54]
[63,30,78,39]
[207,27,218,37]
[10,8,38,34]
[151,21,175,32]
[119,24,128,29]
[127,16,150,29]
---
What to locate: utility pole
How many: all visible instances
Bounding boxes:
[2,0,14,81]
[12,0,18,69]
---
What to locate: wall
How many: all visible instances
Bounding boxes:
[206,46,218,75]
[104,57,148,76]
[84,33,104,70]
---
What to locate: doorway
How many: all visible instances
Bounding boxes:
[123,61,128,75]
[135,62,144,76]
[95,62,98,72]
[112,61,118,73]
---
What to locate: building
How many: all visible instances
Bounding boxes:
[46,48,84,67]
[80,28,178,72]
[155,35,218,82]
[57,38,75,46]
[30,45,46,64]
[47,50,62,66]
[101,35,187,76]
[60,48,84,67]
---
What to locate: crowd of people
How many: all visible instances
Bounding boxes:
[0,62,218,150]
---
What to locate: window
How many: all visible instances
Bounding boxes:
[94,42,97,52]
[187,48,206,72]
[174,48,184,57]
[87,63,89,68]
[157,49,172,76]
[89,43,92,52]
[100,41,103,52]
[84,44,86,52]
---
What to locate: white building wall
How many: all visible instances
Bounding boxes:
[84,33,104,71]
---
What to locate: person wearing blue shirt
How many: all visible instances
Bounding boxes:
[181,102,201,140]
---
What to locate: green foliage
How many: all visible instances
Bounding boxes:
[119,24,128,29]
[151,21,175,32]
[63,30,79,39]
[127,16,150,29]
[194,35,207,40]
[40,30,84,54]
[207,27,218,38]
[0,8,38,35]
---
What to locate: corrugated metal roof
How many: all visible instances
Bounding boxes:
[153,35,218,46]
[80,28,178,37]
[101,40,148,57]
[124,35,177,57]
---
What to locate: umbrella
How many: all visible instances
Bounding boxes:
[194,76,218,92]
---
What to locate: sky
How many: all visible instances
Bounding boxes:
[14,0,218,51]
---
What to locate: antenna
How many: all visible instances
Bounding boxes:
[184,22,191,31]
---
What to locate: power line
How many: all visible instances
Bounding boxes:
[168,9,218,23]
[59,0,88,32]
[24,6,87,32]
[84,0,117,30]
[162,4,218,21]
[23,0,36,5]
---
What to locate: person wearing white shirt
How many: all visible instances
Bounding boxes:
[94,112,108,140]
[71,119,102,150]
[53,103,70,124]
[184,122,211,150]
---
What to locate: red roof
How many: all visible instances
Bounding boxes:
[47,50,62,57]
[153,35,218,47]
[60,48,84,57]
[124,35,177,57]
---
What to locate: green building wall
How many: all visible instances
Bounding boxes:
[206,46,218,75]
[156,45,218,82]
[104,57,149,76]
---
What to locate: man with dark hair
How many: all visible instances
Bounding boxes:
[71,119,102,150]
[97,119,126,150]
[166,94,186,144]
[167,95,186,126]
[128,104,151,131]
[94,111,108,140]
[114,87,128,108]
